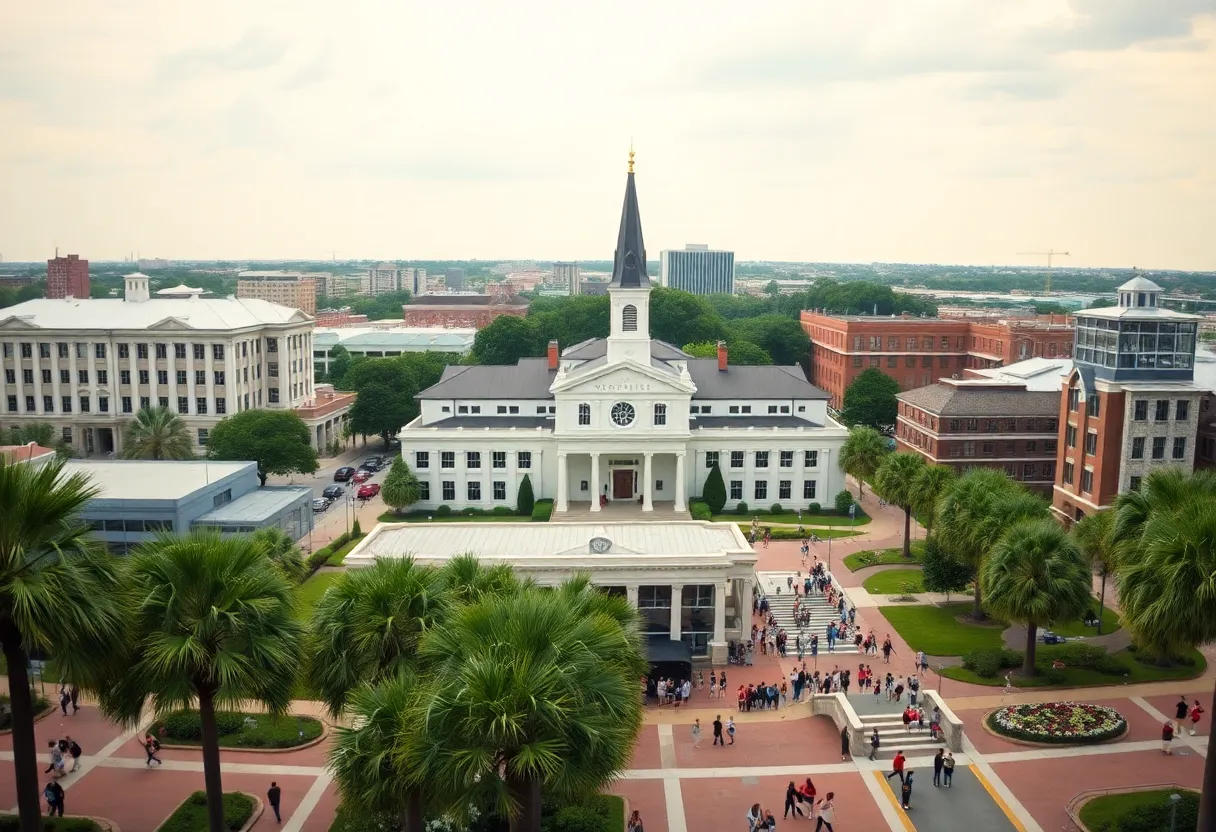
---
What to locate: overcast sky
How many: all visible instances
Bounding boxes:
[2,1,1214,269]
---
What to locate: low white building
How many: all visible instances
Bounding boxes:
[345,520,758,660]
[398,162,848,516]
[313,327,475,369]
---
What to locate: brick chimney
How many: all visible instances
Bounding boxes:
[717,340,728,371]
[547,340,559,370]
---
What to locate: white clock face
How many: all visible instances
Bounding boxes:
[590,537,613,554]
[611,402,636,427]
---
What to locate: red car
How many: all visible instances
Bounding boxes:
[357,483,381,499]
[352,469,372,483]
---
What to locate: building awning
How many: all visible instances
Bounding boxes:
[647,638,693,666]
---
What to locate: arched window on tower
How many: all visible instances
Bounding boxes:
[622,304,638,332]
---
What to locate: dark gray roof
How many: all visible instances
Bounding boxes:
[423,416,552,430]
[692,416,822,429]
[417,358,556,400]
[562,338,689,361]
[897,384,1060,417]
[609,171,650,288]
[687,360,828,400]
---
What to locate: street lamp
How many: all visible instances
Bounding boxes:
[1169,792,1181,832]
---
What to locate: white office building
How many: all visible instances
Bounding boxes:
[660,244,735,295]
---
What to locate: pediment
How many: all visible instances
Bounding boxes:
[552,359,695,396]
[145,316,198,331]
[0,315,39,330]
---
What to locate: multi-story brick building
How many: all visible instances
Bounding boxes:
[46,254,90,299]
[800,311,1074,409]
[1053,277,1204,523]
[237,271,318,315]
[401,295,528,329]
[896,380,1059,491]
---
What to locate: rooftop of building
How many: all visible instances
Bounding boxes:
[0,295,311,331]
[898,382,1061,417]
[800,311,966,325]
[193,486,314,524]
[314,327,476,349]
[62,460,252,501]
[0,443,57,464]
[968,348,1216,394]
[237,270,320,279]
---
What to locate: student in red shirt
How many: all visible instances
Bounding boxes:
[1190,700,1205,736]
[885,750,906,783]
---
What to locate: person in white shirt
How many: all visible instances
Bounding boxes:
[815,792,836,831]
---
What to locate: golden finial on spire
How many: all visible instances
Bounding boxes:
[628,142,635,174]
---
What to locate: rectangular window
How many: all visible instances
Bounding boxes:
[41,369,51,384]
[1129,475,1142,492]
[19,343,31,358]
[578,403,590,425]
[517,451,532,469]
[852,357,863,368]
[755,451,769,468]
[40,343,52,359]
[497,405,507,414]
[213,344,224,360]
[121,396,132,413]
[5,395,15,412]
[803,480,817,499]
[778,480,791,500]
[1081,469,1094,493]
[267,337,278,353]
[98,397,109,413]
[1173,437,1187,460]
[441,451,455,469]
[155,343,167,359]
[140,396,150,410]
[268,388,280,404]
[214,371,225,385]
[705,451,719,469]
[730,451,744,469]
[1155,399,1169,421]
[415,451,429,469]
[492,451,506,469]
[1063,463,1074,486]
[754,480,768,500]
[1065,426,1077,448]
[138,370,149,384]
[1045,439,1057,453]
[215,397,226,414]
[157,370,168,385]
[30,396,39,412]
[3,369,12,383]
[804,450,818,468]
[730,480,743,500]
[1131,437,1145,459]
[160,396,170,409]
[466,451,481,469]
[195,370,206,385]
[493,481,506,500]
[467,481,481,500]
[193,344,205,360]
[94,343,106,359]
[1084,432,1097,455]
[61,396,72,413]
[136,343,148,359]
[442,481,455,501]
[1152,436,1166,459]
[779,450,793,468]
[729,405,739,414]
[768,405,778,414]
[1089,395,1100,418]
[176,370,187,385]
[22,369,33,385]
[654,403,667,425]
[1177,400,1190,421]
[176,396,187,413]
[418,481,430,501]
[118,343,129,359]
[174,343,186,359]
[97,370,107,385]
[196,397,207,415]
[1067,388,1080,411]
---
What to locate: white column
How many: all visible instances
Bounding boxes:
[626,584,639,609]
[674,452,687,512]
[589,452,601,511]
[710,581,729,665]
[669,584,682,640]
[556,452,569,513]
[642,452,653,512]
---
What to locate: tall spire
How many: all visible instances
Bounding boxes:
[609,148,649,289]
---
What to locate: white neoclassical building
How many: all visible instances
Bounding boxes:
[398,160,849,516]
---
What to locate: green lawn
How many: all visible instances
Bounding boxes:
[880,602,1005,656]
[862,569,925,594]
[0,817,102,831]
[1048,606,1121,638]
[157,791,255,832]
[941,646,1206,688]
[325,535,364,566]
[713,510,871,527]
[377,511,531,523]
[153,709,323,749]
[734,524,859,540]
[296,571,341,621]
[843,544,926,571]
[1079,788,1197,832]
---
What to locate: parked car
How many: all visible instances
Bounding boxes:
[352,469,373,483]
[1039,630,1067,645]
[361,457,385,471]
[357,483,381,499]
[312,497,331,512]
[322,485,345,500]
[334,466,356,482]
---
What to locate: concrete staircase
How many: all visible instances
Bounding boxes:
[757,571,858,655]
[555,501,690,521]
[856,702,941,760]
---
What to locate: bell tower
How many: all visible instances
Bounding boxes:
[606,148,652,365]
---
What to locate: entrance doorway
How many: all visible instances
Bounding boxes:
[612,469,634,499]
[96,428,115,456]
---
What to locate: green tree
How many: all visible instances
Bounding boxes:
[982,519,1093,676]
[121,406,196,460]
[648,288,727,347]
[839,368,900,431]
[1,421,77,458]
[382,456,422,514]
[839,426,888,500]
[920,538,973,602]
[419,577,646,832]
[327,344,353,389]
[471,315,546,365]
[350,383,413,444]
[727,315,810,365]
[681,340,772,365]
[516,473,535,516]
[873,452,926,559]
[205,409,319,486]
[702,462,727,514]
[1072,510,1117,635]
[100,532,304,832]
[912,464,954,538]
[935,469,1047,620]
[439,553,526,606]
[251,526,307,583]
[0,456,127,831]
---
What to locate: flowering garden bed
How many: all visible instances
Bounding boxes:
[986,701,1127,745]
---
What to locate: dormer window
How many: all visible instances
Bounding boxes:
[622,304,638,332]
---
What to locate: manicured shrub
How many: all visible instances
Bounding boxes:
[702,462,727,513]
[491,505,515,516]
[736,501,748,514]
[531,499,554,522]
[806,502,821,514]
[834,490,854,515]
[351,518,362,536]
[517,473,535,516]
[690,501,712,521]
[157,791,255,832]
[436,505,453,517]
[770,503,783,515]
[156,709,323,748]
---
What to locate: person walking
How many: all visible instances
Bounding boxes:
[58,687,71,716]
[727,716,736,745]
[1175,695,1190,736]
[44,741,65,778]
[814,792,836,832]
[885,750,906,784]
[262,781,281,823]
[942,751,955,787]
[1191,700,1205,735]
[1162,720,1175,755]
[44,781,65,818]
[840,725,850,762]
[784,781,805,820]
[933,748,944,786]
[68,685,80,715]
[747,803,763,832]
[869,728,880,761]
[901,770,915,810]
[692,718,703,749]
[627,810,644,832]
[141,733,163,767]
[66,736,82,773]
[713,715,725,746]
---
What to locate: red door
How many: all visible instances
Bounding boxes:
[612,469,633,499]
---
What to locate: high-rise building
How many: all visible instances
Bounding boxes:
[368,264,402,295]
[554,262,581,296]
[46,254,90,299]
[444,269,466,292]
[659,244,734,295]
[405,268,427,296]
[236,271,317,314]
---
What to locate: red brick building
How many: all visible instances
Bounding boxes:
[313,310,369,328]
[896,380,1060,492]
[799,311,1074,409]
[401,295,528,329]
[46,254,89,299]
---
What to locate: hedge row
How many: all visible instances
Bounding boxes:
[158,791,255,832]
[532,499,554,522]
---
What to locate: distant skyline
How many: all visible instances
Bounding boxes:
[2,1,1214,270]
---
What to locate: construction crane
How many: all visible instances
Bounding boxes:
[1017,250,1070,294]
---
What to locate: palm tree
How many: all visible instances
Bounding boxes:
[121,406,195,460]
[912,464,954,539]
[0,456,128,831]
[100,531,305,832]
[251,526,307,583]
[839,426,888,501]
[1113,466,1216,547]
[982,519,1093,676]
[1072,510,1118,634]
[873,452,925,559]
[419,581,647,832]
[935,469,1047,620]
[439,552,526,605]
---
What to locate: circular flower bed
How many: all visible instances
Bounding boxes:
[987,701,1127,745]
